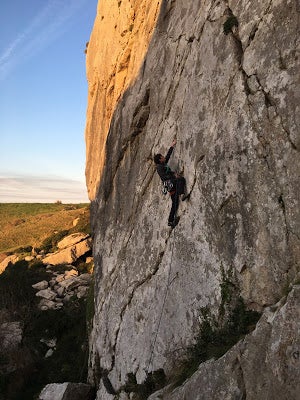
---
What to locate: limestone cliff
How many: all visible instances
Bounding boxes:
[85,0,300,399]
[85,0,161,200]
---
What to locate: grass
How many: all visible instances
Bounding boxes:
[0,203,90,254]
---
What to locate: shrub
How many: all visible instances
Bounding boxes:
[0,260,47,315]
[122,369,166,400]
[170,267,261,389]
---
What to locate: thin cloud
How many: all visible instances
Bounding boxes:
[0,0,88,80]
[0,174,89,203]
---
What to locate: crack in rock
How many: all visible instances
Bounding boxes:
[106,245,170,377]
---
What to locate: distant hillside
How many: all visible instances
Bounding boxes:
[0,203,90,254]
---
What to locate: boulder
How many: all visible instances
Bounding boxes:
[56,286,65,297]
[55,274,65,283]
[76,274,92,286]
[64,269,78,279]
[45,349,54,358]
[58,274,92,292]
[38,299,58,311]
[49,278,57,287]
[62,294,72,303]
[76,286,90,299]
[32,280,48,290]
[57,233,89,250]
[72,217,80,227]
[40,338,57,348]
[36,288,57,301]
[0,254,19,274]
[58,277,79,291]
[54,300,64,308]
[42,238,92,266]
[38,383,95,400]
[39,383,68,400]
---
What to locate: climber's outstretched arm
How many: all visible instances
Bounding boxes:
[165,139,177,163]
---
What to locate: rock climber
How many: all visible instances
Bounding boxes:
[154,139,189,228]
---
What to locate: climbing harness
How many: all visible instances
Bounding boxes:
[162,179,174,195]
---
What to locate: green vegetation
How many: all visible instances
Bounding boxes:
[170,267,261,389]
[115,266,261,398]
[23,300,89,399]
[39,230,70,253]
[0,203,90,253]
[0,203,93,399]
[0,260,48,313]
[171,302,260,389]
[122,370,166,400]
[39,207,91,254]
[0,259,92,400]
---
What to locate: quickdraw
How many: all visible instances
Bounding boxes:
[162,179,174,195]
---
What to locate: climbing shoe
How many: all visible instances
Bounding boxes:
[168,217,180,229]
[181,193,190,201]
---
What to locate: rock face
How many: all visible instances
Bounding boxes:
[148,286,300,400]
[85,0,300,398]
[85,0,162,200]
[57,233,89,249]
[0,254,19,274]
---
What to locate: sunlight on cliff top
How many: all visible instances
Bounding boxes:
[85,0,162,200]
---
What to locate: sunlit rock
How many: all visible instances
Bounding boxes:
[0,255,19,274]
[85,0,300,398]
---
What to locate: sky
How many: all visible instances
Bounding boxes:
[0,0,99,203]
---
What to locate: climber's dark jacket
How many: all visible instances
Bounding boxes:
[155,145,186,225]
[156,146,176,182]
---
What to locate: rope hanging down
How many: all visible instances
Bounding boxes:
[146,191,179,373]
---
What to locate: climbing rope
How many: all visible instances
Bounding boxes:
[146,180,180,373]
[147,232,176,373]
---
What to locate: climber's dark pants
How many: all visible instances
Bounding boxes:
[168,177,186,223]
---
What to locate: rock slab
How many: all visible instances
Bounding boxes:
[0,254,19,274]
[42,237,92,265]
[149,286,300,400]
